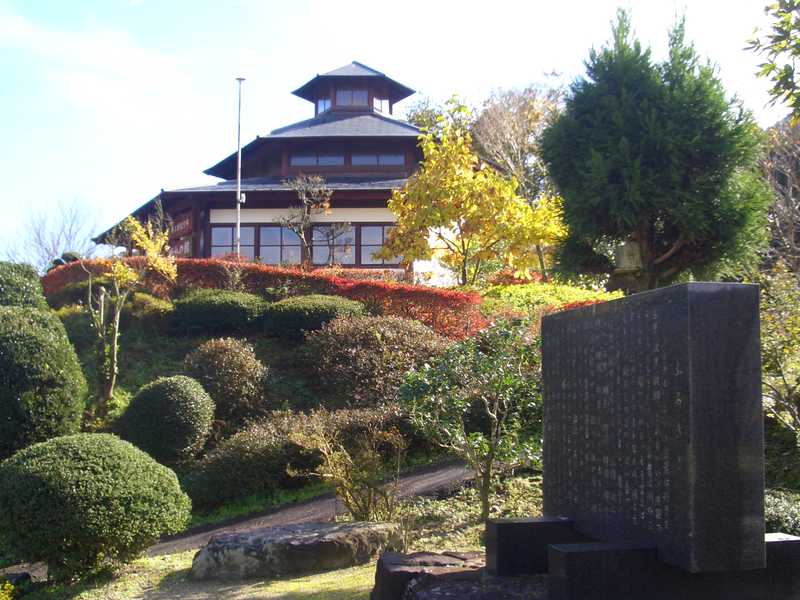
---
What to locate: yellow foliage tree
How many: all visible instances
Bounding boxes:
[380,102,566,285]
[82,210,176,423]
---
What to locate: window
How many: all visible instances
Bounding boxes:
[336,89,368,106]
[312,224,355,265]
[360,224,399,265]
[351,153,405,167]
[317,97,331,113]
[289,153,344,167]
[210,225,255,260]
[259,226,302,265]
[373,97,389,112]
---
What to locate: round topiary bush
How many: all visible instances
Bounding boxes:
[0,306,86,459]
[0,261,48,309]
[263,294,364,339]
[765,489,800,536]
[304,315,449,407]
[184,413,317,510]
[184,337,268,423]
[0,433,191,581]
[170,288,266,334]
[121,292,174,333]
[116,375,214,463]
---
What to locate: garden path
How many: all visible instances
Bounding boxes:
[148,461,471,556]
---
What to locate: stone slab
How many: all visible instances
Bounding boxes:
[191,521,400,580]
[486,517,591,576]
[542,283,765,573]
[371,551,484,600]
[547,534,800,600]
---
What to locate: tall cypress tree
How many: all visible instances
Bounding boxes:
[541,11,770,290]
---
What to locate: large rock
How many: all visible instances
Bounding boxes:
[371,551,484,600]
[191,521,401,580]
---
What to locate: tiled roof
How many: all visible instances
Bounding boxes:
[321,61,385,78]
[267,112,420,138]
[168,175,408,194]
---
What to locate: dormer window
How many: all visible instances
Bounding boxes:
[336,89,368,107]
[317,97,331,114]
[373,97,389,113]
[290,152,345,167]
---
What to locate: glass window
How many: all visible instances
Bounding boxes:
[211,225,255,259]
[379,154,405,166]
[352,154,378,166]
[352,90,368,105]
[318,154,344,166]
[290,154,316,166]
[259,226,302,265]
[312,224,354,265]
[358,224,399,266]
[317,97,331,113]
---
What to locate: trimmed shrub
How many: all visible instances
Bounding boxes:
[263,294,364,339]
[184,338,268,422]
[765,489,800,536]
[304,316,449,407]
[0,433,190,581]
[185,412,318,510]
[0,307,86,459]
[170,288,266,334]
[116,375,214,463]
[0,262,47,309]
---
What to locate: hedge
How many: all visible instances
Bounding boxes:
[42,258,486,338]
[0,433,190,580]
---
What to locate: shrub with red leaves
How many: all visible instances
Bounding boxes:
[42,259,487,338]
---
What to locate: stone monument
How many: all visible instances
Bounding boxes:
[486,283,800,600]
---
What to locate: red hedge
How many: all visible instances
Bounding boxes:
[42,258,486,338]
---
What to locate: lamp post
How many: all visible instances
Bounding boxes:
[235,77,246,257]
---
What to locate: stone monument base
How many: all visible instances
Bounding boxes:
[488,519,800,600]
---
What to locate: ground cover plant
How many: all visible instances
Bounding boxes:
[479,280,621,316]
[0,433,190,582]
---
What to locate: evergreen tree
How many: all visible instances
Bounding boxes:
[541,11,771,290]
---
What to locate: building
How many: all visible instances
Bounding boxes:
[104,61,429,271]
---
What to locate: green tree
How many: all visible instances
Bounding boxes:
[541,11,771,290]
[748,0,800,125]
[399,321,542,520]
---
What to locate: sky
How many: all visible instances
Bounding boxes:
[0,0,791,255]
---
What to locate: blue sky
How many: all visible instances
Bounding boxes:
[0,0,789,254]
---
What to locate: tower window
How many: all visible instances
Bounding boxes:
[317,97,331,113]
[336,89,368,106]
[373,97,389,112]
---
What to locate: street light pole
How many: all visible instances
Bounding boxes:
[235,77,246,257]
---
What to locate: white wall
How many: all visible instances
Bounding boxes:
[209,207,396,223]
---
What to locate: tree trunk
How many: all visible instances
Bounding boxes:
[535,244,548,280]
